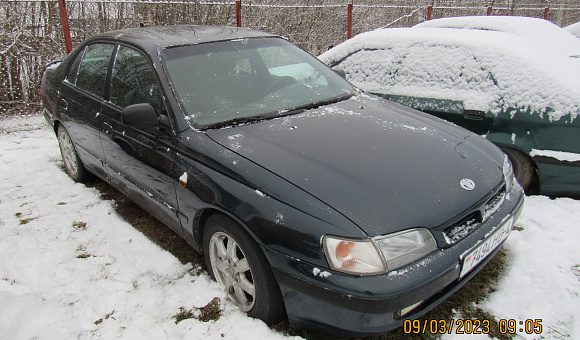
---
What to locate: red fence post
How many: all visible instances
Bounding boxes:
[487,6,493,16]
[57,0,73,54]
[427,5,433,20]
[236,1,242,27]
[347,2,353,39]
[544,7,549,20]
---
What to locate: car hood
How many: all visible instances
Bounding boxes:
[206,94,505,236]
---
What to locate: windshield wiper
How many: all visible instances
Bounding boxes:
[205,114,272,130]
[204,91,356,130]
[282,92,356,115]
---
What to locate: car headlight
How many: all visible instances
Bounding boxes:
[323,228,437,275]
[323,237,385,274]
[502,154,514,190]
[374,229,437,272]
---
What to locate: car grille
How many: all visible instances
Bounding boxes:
[442,185,506,246]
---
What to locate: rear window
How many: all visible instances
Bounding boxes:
[71,43,115,99]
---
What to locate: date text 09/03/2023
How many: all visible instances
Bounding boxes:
[404,319,543,335]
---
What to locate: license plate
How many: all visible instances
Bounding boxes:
[459,216,513,279]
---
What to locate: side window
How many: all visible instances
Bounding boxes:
[64,47,85,85]
[110,46,163,114]
[75,43,115,99]
[338,45,497,93]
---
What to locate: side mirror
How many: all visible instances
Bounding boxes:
[122,103,159,129]
[333,68,346,79]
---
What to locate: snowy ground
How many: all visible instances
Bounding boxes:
[1,122,579,339]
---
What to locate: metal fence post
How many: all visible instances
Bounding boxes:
[57,0,73,54]
[236,1,242,27]
[347,2,353,39]
[427,5,433,20]
[487,6,492,16]
[544,7,549,20]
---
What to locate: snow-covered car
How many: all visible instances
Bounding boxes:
[41,25,524,336]
[565,21,580,39]
[320,16,580,195]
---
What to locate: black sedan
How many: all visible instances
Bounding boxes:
[41,25,524,336]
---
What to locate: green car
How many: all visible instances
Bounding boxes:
[320,16,580,195]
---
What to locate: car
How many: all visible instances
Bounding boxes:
[564,21,580,39]
[320,16,580,195]
[41,25,524,336]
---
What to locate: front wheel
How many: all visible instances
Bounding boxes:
[499,146,534,190]
[203,214,285,324]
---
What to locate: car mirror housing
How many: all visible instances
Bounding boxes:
[122,103,159,129]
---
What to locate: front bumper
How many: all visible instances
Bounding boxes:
[264,183,525,336]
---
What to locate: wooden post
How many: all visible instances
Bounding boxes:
[236,1,242,27]
[347,2,353,39]
[487,6,493,16]
[57,0,72,54]
[427,5,433,20]
[544,7,549,20]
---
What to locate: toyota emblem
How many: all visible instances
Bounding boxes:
[460,178,475,191]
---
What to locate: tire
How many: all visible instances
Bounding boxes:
[499,146,534,190]
[203,214,285,324]
[57,125,90,183]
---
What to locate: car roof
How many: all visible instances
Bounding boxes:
[565,21,580,38]
[415,16,580,56]
[89,25,279,53]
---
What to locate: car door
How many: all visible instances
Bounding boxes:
[99,44,183,235]
[57,43,115,179]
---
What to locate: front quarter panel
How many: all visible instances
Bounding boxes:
[172,129,365,267]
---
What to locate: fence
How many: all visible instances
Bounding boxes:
[2,0,580,118]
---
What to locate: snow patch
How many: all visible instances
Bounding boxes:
[530,149,580,162]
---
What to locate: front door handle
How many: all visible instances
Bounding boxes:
[60,98,68,111]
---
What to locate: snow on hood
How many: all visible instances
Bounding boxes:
[319,21,580,123]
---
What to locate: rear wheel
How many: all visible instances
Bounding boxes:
[203,214,285,324]
[57,125,90,183]
[499,146,534,190]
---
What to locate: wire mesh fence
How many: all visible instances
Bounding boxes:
[2,0,580,127]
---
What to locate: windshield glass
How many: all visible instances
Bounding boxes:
[161,37,355,128]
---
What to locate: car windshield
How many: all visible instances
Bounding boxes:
[161,37,356,128]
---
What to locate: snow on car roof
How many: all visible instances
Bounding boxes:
[415,16,580,56]
[565,21,580,39]
[319,21,580,123]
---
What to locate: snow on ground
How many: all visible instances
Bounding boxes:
[1,122,579,339]
[0,126,296,340]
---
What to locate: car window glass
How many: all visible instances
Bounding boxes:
[260,46,328,86]
[75,43,115,99]
[64,47,85,86]
[338,45,497,92]
[162,38,354,128]
[110,46,163,113]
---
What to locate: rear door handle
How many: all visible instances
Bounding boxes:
[102,122,113,136]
